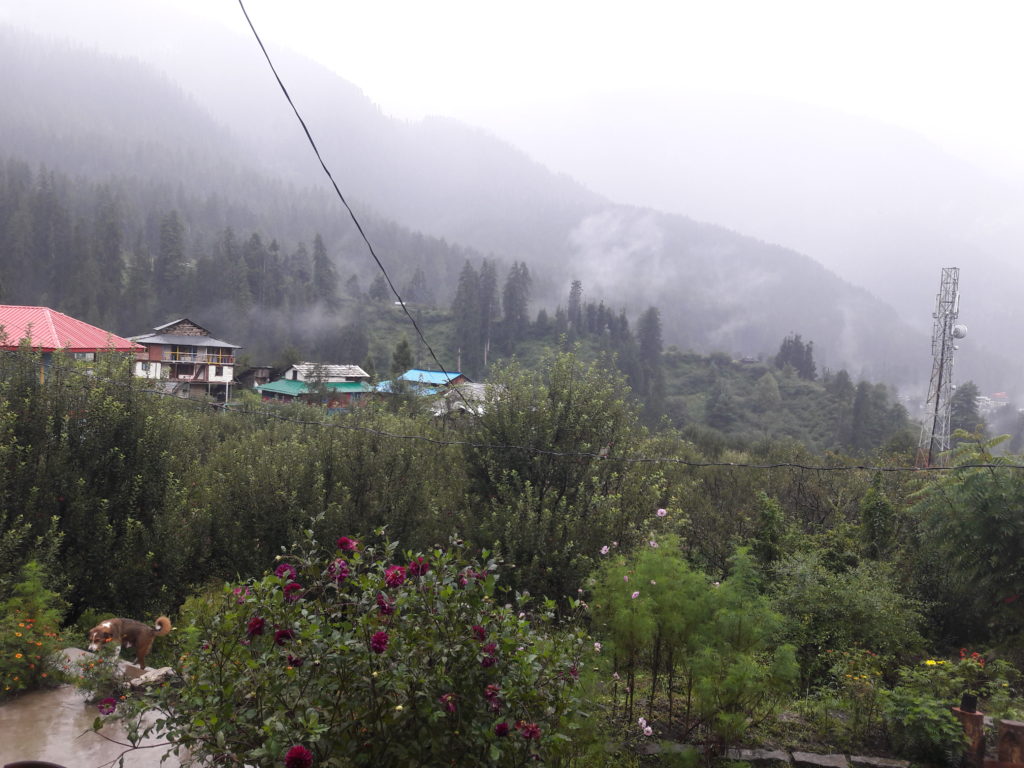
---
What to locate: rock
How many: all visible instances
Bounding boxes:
[849,756,910,768]
[728,748,793,767]
[56,647,157,680]
[793,752,849,768]
[127,666,176,689]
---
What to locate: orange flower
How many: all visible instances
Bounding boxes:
[14,653,22,659]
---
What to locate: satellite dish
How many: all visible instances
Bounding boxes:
[952,324,968,339]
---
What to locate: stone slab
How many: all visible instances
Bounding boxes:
[793,752,849,768]
[55,647,149,680]
[849,756,910,768]
[127,666,175,689]
[728,748,793,766]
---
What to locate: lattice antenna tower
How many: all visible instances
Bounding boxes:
[917,267,967,467]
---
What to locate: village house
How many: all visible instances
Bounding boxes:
[281,362,370,383]
[256,361,372,410]
[375,368,470,394]
[130,318,241,401]
[0,305,141,369]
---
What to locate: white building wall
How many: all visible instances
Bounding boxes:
[208,365,234,383]
[134,361,162,379]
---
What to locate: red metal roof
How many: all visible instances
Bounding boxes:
[0,305,142,353]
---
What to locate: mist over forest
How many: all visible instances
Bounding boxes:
[0,1,1020,399]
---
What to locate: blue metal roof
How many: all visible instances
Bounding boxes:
[397,369,464,386]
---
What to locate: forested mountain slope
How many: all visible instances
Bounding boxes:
[0,23,933,384]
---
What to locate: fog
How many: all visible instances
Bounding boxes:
[2,0,1023,395]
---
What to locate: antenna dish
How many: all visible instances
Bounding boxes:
[952,324,968,339]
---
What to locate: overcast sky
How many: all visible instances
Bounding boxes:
[188,0,1024,174]
[3,0,1024,174]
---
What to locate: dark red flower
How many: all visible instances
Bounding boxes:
[327,558,350,582]
[336,536,359,552]
[384,565,406,588]
[97,697,117,715]
[274,628,295,645]
[495,722,510,737]
[481,641,499,667]
[408,556,430,576]
[275,563,297,580]
[370,630,389,654]
[247,616,265,636]
[517,721,541,740]
[568,665,579,679]
[376,592,395,616]
[283,582,303,602]
[284,744,313,768]
[485,683,502,711]
[286,654,304,667]
[472,624,487,642]
[439,692,457,713]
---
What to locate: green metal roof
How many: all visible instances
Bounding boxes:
[325,381,373,393]
[256,380,373,397]
[256,379,307,397]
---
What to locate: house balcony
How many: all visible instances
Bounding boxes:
[161,352,235,364]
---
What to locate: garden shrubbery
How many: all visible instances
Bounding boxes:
[0,560,65,697]
[102,526,595,767]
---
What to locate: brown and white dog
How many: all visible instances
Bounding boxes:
[87,616,171,670]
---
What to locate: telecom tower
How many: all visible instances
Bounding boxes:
[917,267,967,467]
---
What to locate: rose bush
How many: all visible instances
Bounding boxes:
[103,525,592,766]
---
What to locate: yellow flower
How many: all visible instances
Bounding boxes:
[924,659,938,666]
[395,705,404,711]
[14,632,22,637]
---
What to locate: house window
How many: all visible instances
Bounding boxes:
[215,365,224,377]
[141,361,151,373]
[72,352,96,362]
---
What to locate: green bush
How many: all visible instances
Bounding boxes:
[0,560,66,697]
[880,685,965,767]
[591,542,798,752]
[100,525,594,767]
[771,550,924,686]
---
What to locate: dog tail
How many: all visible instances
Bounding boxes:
[153,616,172,636]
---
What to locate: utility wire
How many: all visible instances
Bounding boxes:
[236,0,467,402]
[14,356,1024,475]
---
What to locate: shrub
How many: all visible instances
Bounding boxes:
[880,685,965,767]
[771,551,924,686]
[0,560,66,697]
[592,542,798,752]
[100,525,593,767]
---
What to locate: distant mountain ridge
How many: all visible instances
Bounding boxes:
[0,18,942,387]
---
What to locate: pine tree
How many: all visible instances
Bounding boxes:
[312,233,340,310]
[950,381,984,436]
[404,267,435,307]
[567,280,583,331]
[369,275,389,302]
[154,210,186,311]
[501,261,532,340]
[391,338,414,378]
[478,259,498,366]
[451,261,481,375]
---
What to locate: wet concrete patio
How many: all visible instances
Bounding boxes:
[0,648,178,767]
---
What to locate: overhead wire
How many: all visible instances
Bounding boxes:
[236,0,469,406]
[24,4,992,477]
